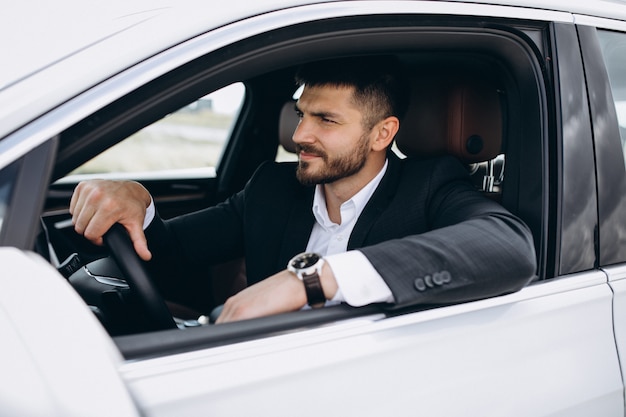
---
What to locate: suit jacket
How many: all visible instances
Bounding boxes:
[146,152,537,309]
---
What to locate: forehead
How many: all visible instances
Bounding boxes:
[297,84,360,114]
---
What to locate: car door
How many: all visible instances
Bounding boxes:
[104,5,621,417]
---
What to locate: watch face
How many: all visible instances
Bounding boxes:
[290,253,320,270]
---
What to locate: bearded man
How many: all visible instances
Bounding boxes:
[70,56,536,323]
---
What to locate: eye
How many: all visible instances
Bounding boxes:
[295,109,303,119]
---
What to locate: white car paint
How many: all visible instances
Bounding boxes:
[120,273,622,416]
[0,248,139,416]
[606,264,626,401]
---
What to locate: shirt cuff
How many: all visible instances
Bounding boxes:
[143,198,155,230]
[325,250,394,307]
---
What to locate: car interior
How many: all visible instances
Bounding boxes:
[35,15,548,357]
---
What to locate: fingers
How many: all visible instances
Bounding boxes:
[216,271,306,323]
[70,181,108,238]
[70,180,152,259]
[69,181,91,235]
[215,296,247,324]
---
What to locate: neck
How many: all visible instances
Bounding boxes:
[323,155,386,224]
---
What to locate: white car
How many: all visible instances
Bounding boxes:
[2,0,626,415]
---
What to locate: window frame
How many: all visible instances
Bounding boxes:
[0,139,57,249]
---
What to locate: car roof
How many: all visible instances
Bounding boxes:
[1,0,326,93]
[3,0,626,94]
[1,0,625,163]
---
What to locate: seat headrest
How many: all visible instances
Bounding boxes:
[278,73,503,163]
[395,74,502,163]
[279,101,298,153]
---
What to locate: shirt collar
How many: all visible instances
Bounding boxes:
[311,159,389,228]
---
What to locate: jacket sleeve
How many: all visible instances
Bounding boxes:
[142,178,248,303]
[142,161,291,304]
[359,156,537,308]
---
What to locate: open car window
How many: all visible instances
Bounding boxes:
[41,12,550,357]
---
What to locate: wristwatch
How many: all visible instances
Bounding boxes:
[287,252,326,308]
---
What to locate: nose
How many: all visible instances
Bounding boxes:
[292,116,314,145]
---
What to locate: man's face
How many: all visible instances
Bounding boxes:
[293,85,373,186]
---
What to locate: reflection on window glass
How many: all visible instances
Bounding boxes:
[0,161,18,234]
[70,83,246,177]
[598,30,626,167]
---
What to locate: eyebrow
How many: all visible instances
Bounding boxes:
[294,103,342,120]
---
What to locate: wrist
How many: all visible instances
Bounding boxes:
[287,252,327,308]
[143,198,156,230]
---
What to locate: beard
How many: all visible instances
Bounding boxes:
[296,134,370,186]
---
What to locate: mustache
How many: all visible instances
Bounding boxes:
[296,144,326,158]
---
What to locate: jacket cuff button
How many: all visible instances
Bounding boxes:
[414,278,426,291]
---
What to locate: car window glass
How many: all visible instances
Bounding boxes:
[69,83,246,177]
[598,30,626,167]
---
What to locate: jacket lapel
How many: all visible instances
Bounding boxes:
[348,152,403,249]
[277,185,315,268]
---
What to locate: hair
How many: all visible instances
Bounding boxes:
[294,55,410,131]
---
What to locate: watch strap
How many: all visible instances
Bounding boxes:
[302,271,326,308]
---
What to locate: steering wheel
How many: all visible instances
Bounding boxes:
[103,223,177,332]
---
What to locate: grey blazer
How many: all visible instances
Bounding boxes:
[146,152,536,309]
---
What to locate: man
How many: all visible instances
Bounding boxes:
[70,57,537,324]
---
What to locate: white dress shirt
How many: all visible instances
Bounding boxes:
[143,160,394,307]
[305,160,394,306]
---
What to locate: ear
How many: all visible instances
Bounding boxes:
[371,116,400,151]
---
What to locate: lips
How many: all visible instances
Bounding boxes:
[299,151,320,160]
